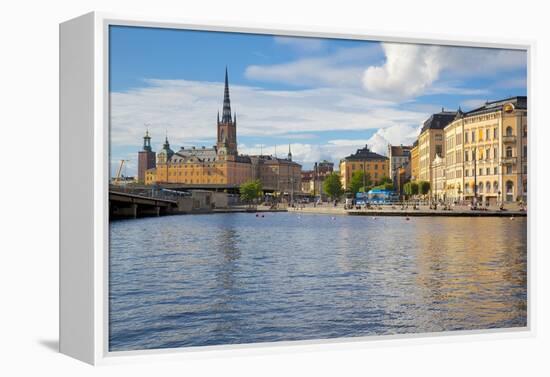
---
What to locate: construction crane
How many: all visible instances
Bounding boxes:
[113,160,129,185]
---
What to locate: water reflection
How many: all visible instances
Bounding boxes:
[109,213,527,351]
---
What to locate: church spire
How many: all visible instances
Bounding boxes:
[221,66,232,123]
[288,144,292,161]
[143,128,152,151]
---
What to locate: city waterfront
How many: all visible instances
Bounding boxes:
[109,212,527,351]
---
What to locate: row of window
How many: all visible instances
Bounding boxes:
[465,167,500,177]
[464,181,501,194]
[349,163,383,171]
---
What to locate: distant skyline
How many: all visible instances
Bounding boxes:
[109,25,527,177]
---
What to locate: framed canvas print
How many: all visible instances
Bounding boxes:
[60,12,533,365]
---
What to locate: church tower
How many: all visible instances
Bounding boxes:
[217,67,238,157]
[137,130,156,183]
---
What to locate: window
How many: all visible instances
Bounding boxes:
[436,145,443,156]
[478,183,483,193]
[465,133,469,143]
[479,168,483,176]
[486,148,490,160]
[494,128,498,139]
[494,167,498,175]
[464,151,469,161]
[523,145,527,158]
[506,126,513,136]
[486,129,490,140]
[486,168,490,175]
[506,165,512,174]
[494,147,498,159]
[465,170,469,177]
[523,164,527,174]
[506,146,513,158]
[506,180,514,194]
[486,182,491,192]
[471,131,475,142]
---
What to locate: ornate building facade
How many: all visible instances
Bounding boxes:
[417,109,457,184]
[443,97,527,204]
[143,69,302,193]
[409,96,527,205]
[410,140,419,182]
[339,145,389,190]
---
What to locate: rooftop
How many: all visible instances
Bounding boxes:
[464,96,527,117]
[389,145,413,157]
[420,109,457,134]
[342,145,388,162]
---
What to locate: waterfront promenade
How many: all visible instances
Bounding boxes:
[291,203,527,217]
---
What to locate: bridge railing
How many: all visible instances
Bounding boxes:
[109,185,189,202]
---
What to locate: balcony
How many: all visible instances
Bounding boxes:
[500,156,517,165]
[502,135,516,144]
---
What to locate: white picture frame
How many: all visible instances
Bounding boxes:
[59,11,535,365]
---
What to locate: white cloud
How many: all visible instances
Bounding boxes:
[237,124,418,171]
[363,43,442,100]
[363,124,419,155]
[245,41,525,102]
[245,45,381,88]
[363,43,526,100]
[111,78,431,174]
[110,78,428,148]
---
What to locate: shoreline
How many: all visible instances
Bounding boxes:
[110,205,527,220]
[290,207,527,218]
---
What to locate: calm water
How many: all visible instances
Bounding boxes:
[109,212,527,351]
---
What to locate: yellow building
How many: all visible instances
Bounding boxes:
[443,97,527,205]
[431,154,446,200]
[339,145,389,190]
[417,109,457,189]
[443,110,465,201]
[410,141,419,181]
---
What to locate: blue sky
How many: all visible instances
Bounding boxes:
[109,25,527,176]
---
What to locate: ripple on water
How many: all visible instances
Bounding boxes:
[109,213,527,351]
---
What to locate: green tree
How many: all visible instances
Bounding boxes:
[323,173,343,200]
[372,182,395,191]
[418,180,430,196]
[410,181,419,196]
[379,176,393,185]
[240,179,263,206]
[349,171,371,195]
[404,182,411,196]
[404,181,419,197]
